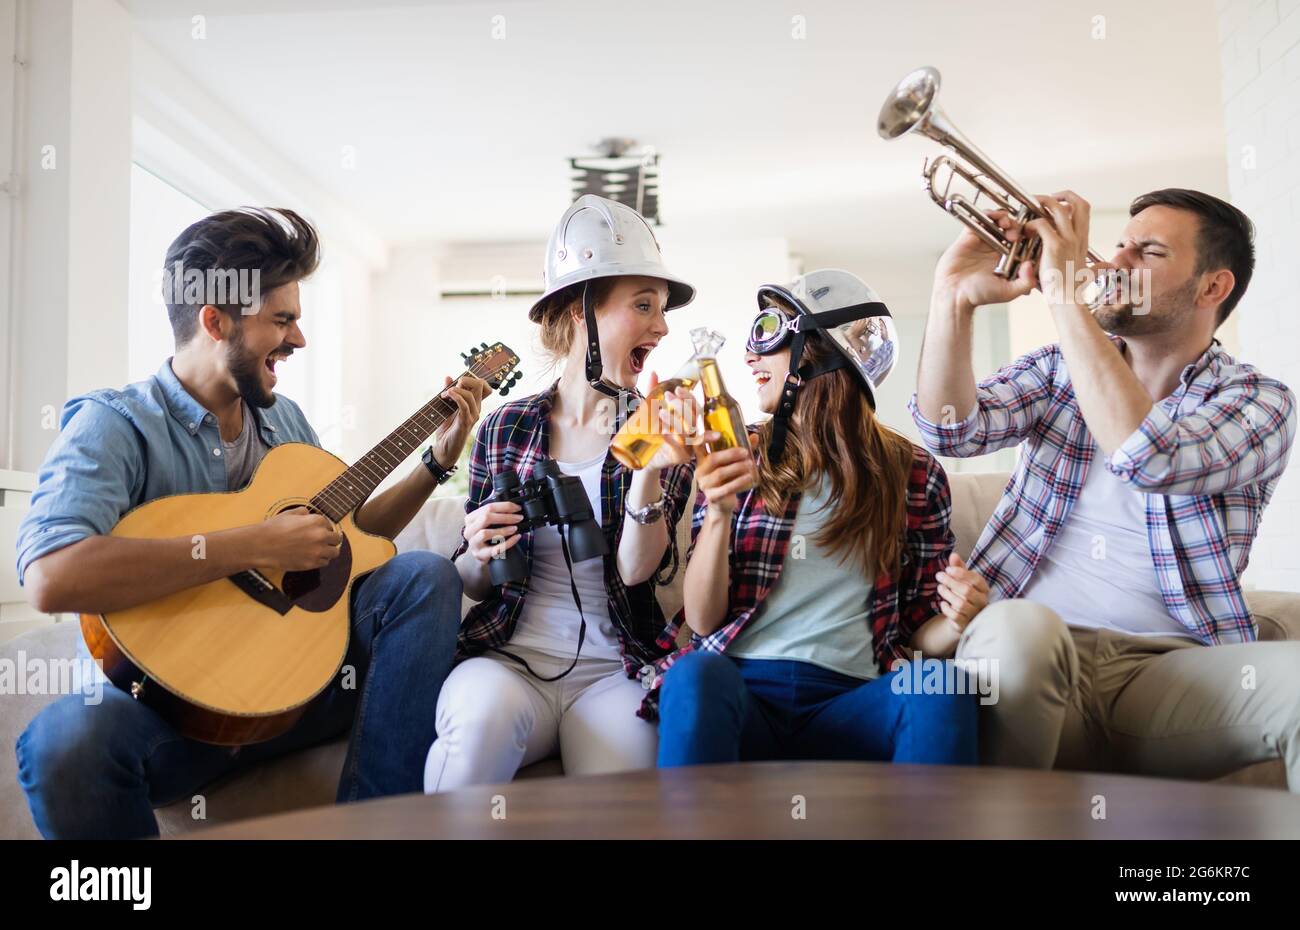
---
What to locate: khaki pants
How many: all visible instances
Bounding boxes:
[955,599,1300,791]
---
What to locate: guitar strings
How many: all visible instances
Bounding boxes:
[309,354,508,520]
[312,378,470,517]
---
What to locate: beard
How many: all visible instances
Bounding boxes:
[1092,276,1198,337]
[226,324,277,409]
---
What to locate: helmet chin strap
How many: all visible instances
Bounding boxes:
[766,327,855,466]
[582,281,634,400]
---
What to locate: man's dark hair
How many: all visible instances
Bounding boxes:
[1128,188,1254,325]
[162,207,320,345]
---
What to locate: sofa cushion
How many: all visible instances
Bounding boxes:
[1244,590,1300,642]
[394,495,471,560]
[947,470,1011,560]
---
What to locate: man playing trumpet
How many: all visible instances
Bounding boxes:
[912,188,1300,791]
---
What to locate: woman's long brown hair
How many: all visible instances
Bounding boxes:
[754,331,915,579]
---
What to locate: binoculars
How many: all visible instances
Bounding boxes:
[488,458,608,586]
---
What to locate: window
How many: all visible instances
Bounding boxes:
[127,164,207,383]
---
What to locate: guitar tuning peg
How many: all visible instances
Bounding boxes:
[498,386,510,396]
[480,341,489,349]
[460,351,471,362]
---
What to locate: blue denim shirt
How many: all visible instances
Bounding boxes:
[16,359,319,585]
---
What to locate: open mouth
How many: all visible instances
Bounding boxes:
[264,350,291,383]
[753,369,772,387]
[629,344,654,374]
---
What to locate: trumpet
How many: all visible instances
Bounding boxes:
[878,66,1105,281]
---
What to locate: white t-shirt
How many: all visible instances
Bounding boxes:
[1019,448,1196,639]
[507,450,623,661]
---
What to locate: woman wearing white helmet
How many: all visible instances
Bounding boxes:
[425,196,698,791]
[644,269,987,767]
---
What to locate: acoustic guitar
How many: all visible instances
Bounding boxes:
[81,342,521,745]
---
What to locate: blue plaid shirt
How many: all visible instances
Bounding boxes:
[909,337,1296,644]
[452,380,696,675]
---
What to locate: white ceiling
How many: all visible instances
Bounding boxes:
[127,0,1229,264]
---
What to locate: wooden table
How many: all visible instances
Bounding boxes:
[185,762,1300,839]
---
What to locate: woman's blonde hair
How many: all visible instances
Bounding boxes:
[534,279,616,362]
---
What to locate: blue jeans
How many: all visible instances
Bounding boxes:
[656,653,978,767]
[15,550,461,839]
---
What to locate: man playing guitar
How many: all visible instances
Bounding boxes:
[14,207,488,839]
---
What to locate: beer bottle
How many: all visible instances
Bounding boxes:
[691,328,747,455]
[609,361,699,470]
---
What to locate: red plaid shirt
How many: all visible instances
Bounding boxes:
[452,380,696,676]
[636,433,956,720]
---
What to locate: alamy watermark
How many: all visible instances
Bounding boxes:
[155,262,263,315]
[1040,261,1153,315]
[0,651,104,705]
[889,651,1000,706]
[50,860,151,910]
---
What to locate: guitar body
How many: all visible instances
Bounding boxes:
[80,442,396,745]
[78,340,520,746]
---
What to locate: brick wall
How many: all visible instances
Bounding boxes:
[1218,0,1300,591]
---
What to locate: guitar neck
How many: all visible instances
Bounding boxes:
[311,373,473,521]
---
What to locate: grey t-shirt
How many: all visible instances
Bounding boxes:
[728,475,879,679]
[222,403,270,490]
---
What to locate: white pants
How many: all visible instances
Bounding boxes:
[423,644,658,793]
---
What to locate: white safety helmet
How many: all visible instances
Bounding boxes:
[748,268,898,462]
[787,268,898,399]
[530,195,695,398]
[530,195,695,321]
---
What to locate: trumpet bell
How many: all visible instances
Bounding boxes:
[877,66,942,140]
[878,65,1106,282]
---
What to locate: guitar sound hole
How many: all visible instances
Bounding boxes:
[282,568,322,599]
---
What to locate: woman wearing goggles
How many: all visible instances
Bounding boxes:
[646,269,991,769]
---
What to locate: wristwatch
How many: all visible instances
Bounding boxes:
[422,446,458,485]
[626,497,666,525]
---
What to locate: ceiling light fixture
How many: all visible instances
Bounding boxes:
[570,137,660,224]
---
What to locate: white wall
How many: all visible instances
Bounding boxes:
[3,0,132,472]
[354,243,446,478]
[0,6,394,472]
[1218,0,1300,592]
[0,0,16,468]
[128,28,391,462]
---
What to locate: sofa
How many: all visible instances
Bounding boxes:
[1,470,1295,838]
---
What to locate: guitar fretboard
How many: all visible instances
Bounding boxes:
[309,357,495,521]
